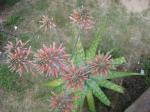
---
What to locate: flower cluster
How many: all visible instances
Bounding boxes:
[34,42,69,77]
[63,63,88,90]
[4,39,29,53]
[4,40,112,111]
[50,93,74,112]
[5,39,32,76]
[4,40,112,87]
[39,15,56,31]
[89,53,112,76]
[69,8,94,30]
[3,8,114,112]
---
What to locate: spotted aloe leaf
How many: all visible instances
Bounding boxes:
[87,79,111,106]
[107,71,141,79]
[90,71,141,81]
[94,87,111,106]
[72,37,85,65]
[79,86,89,112]
[85,17,107,60]
[71,26,85,65]
[112,57,126,69]
[86,90,96,112]
[44,79,64,88]
[98,80,124,94]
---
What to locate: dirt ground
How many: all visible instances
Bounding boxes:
[121,0,150,13]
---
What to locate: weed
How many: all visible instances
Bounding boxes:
[5,13,24,27]
[0,64,33,92]
[35,0,49,11]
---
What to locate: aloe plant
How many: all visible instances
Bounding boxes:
[44,18,140,112]
[72,19,141,112]
[4,8,142,112]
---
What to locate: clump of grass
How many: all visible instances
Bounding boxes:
[76,0,84,7]
[19,33,32,41]
[5,12,24,27]
[0,64,33,92]
[0,34,3,45]
[35,0,49,11]
[0,33,10,51]
[53,8,67,27]
[0,0,20,6]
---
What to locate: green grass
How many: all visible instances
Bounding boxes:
[35,0,49,11]
[0,64,33,92]
[52,8,68,27]
[19,33,32,41]
[0,33,9,46]
[5,12,24,27]
[76,0,85,7]
[0,0,20,6]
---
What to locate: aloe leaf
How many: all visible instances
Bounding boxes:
[112,57,126,69]
[44,79,64,88]
[85,17,107,60]
[107,71,141,79]
[79,86,89,112]
[99,80,124,94]
[87,79,111,106]
[86,79,99,91]
[112,57,126,65]
[72,37,85,64]
[91,71,141,81]
[94,88,111,106]
[71,27,85,64]
[86,90,96,112]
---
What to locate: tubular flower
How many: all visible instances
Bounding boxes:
[5,40,32,76]
[35,42,69,78]
[89,53,112,76]
[69,8,94,30]
[50,93,74,112]
[39,15,56,31]
[4,39,29,53]
[63,63,88,90]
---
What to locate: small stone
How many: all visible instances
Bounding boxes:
[14,26,18,31]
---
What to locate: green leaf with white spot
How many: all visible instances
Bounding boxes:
[87,79,111,106]
[72,37,85,64]
[112,57,126,69]
[107,71,141,79]
[44,79,64,88]
[94,87,111,106]
[86,17,107,60]
[86,90,96,112]
[99,80,124,94]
